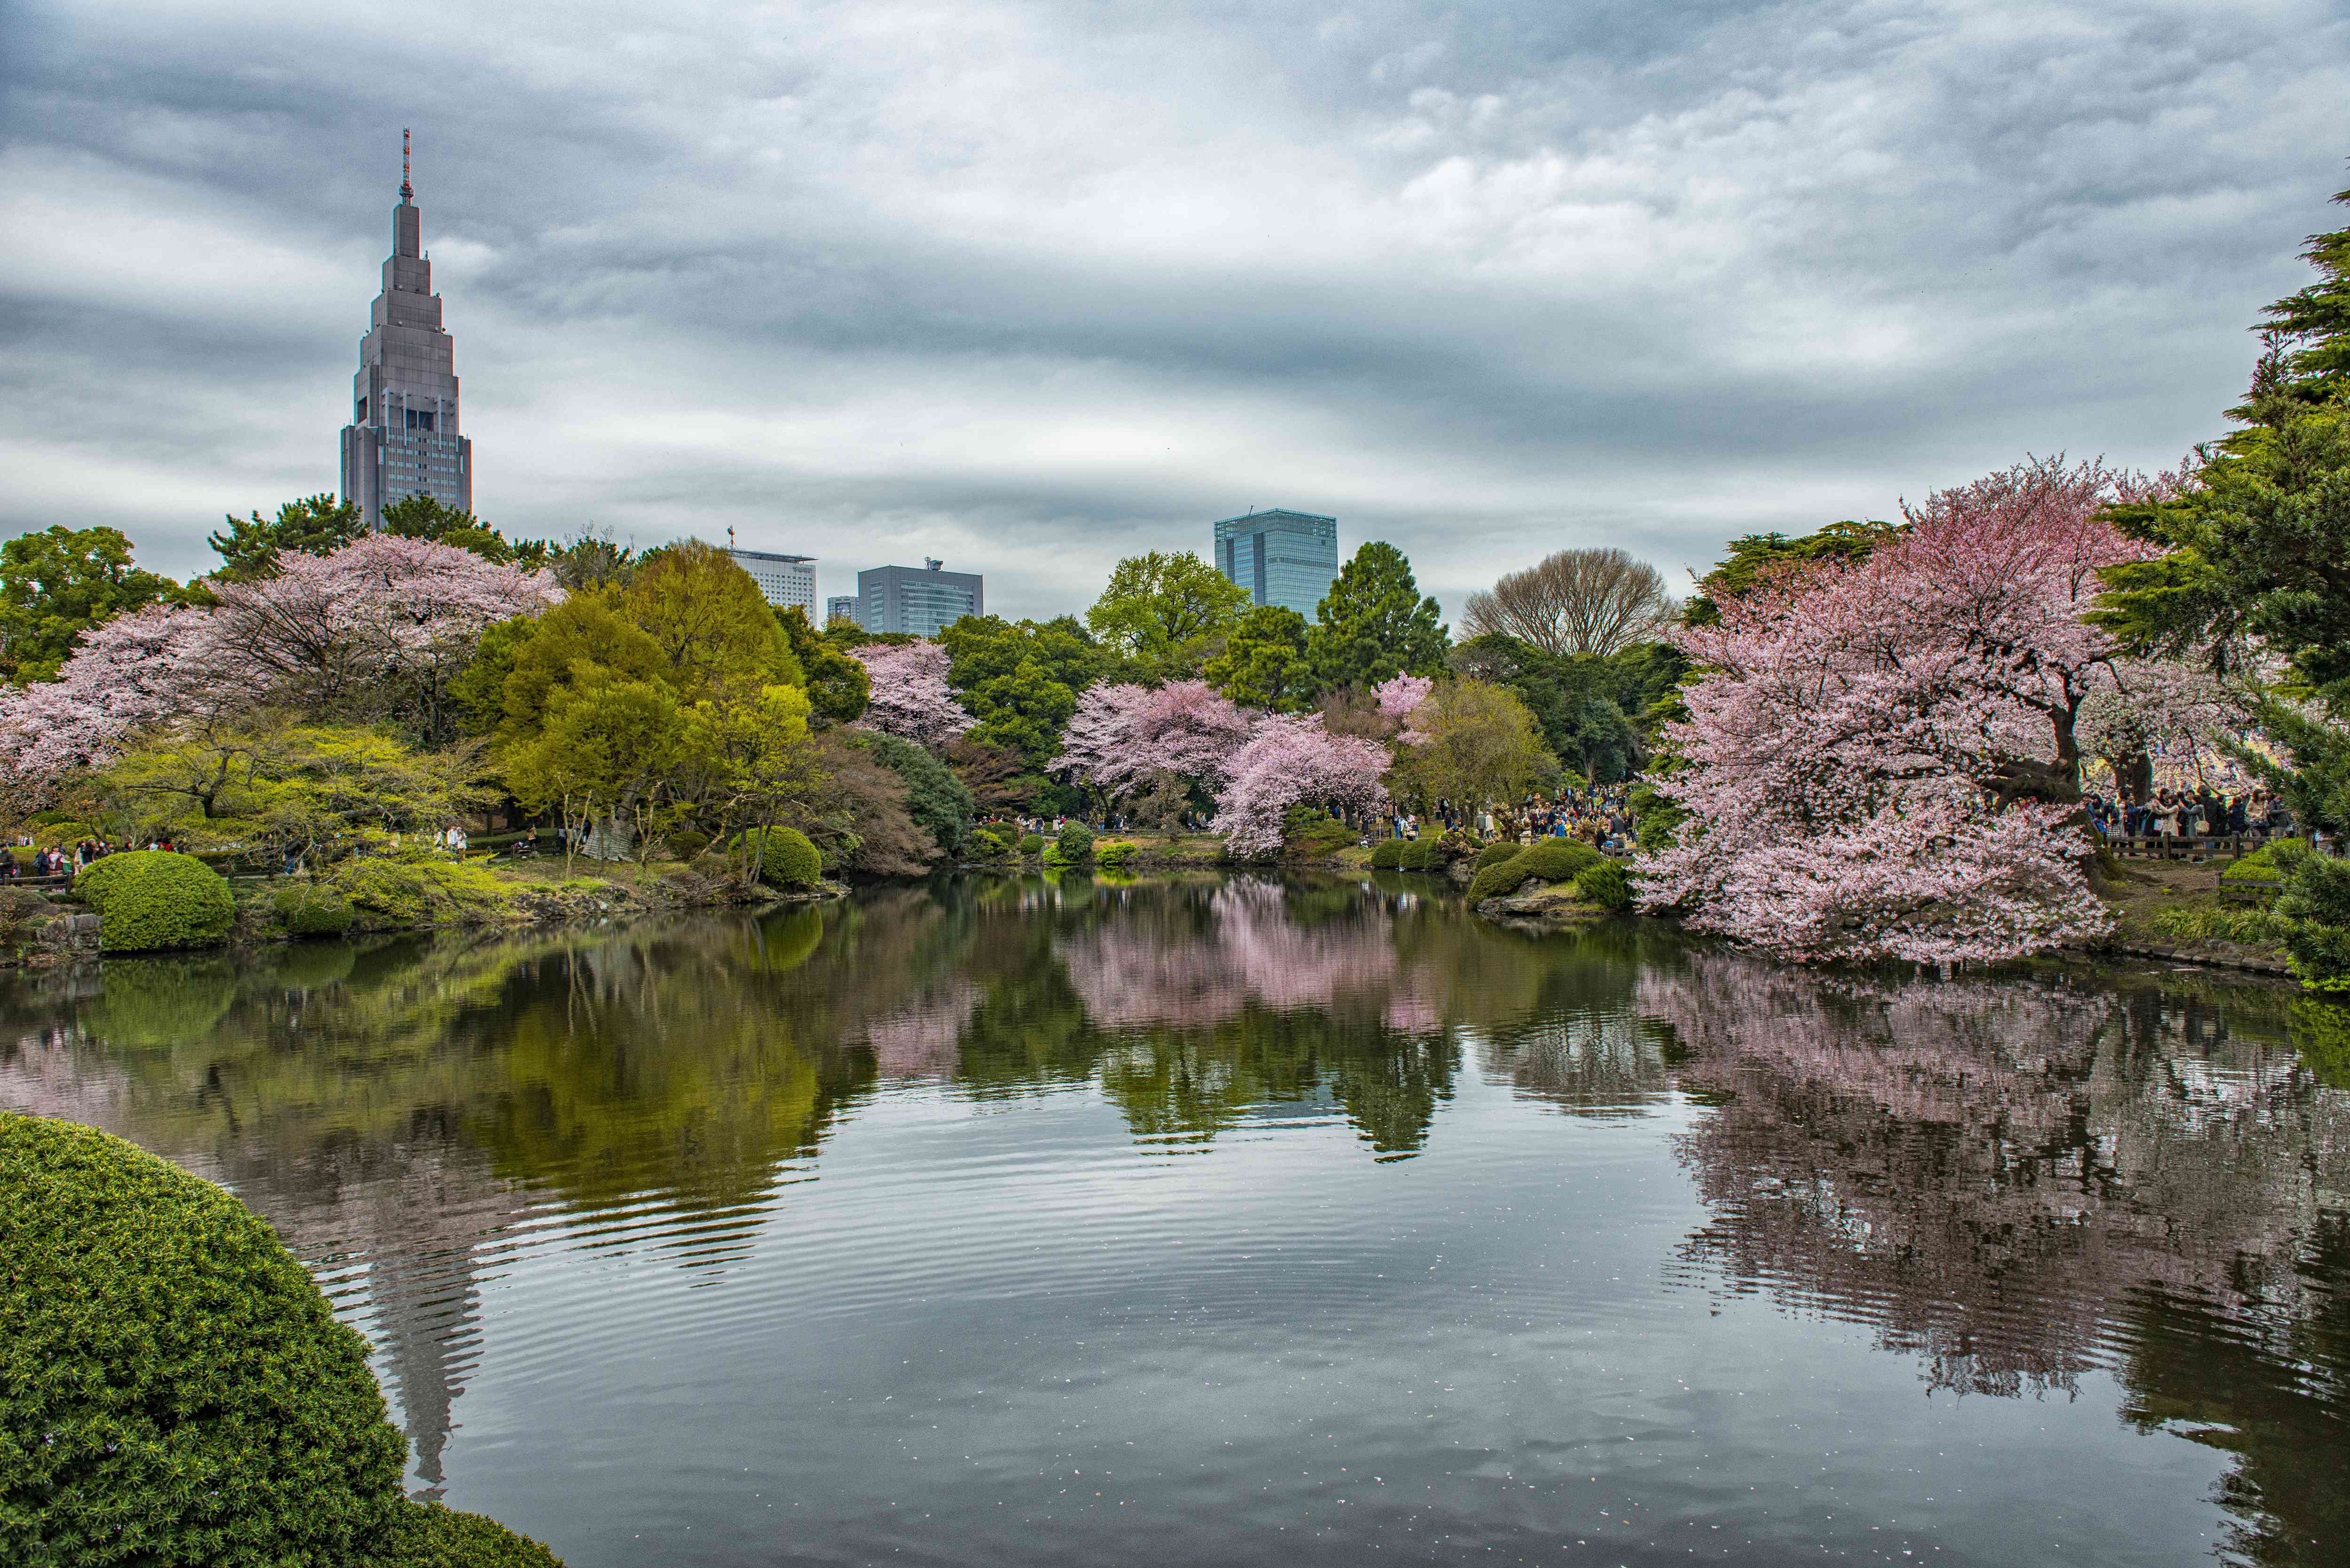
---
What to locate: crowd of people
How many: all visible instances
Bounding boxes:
[4,836,181,880]
[2085,787,2283,841]
[1393,785,1638,853]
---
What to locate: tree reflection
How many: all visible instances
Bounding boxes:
[1641,949,2350,1560]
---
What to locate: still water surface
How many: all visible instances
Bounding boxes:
[4,874,2347,1566]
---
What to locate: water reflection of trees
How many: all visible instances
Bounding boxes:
[1638,950,2350,1563]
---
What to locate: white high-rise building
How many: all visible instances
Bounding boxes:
[727,547,819,615]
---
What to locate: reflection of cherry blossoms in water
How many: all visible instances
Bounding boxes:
[1058,879,1401,1028]
[1641,950,2350,1398]
[862,980,982,1078]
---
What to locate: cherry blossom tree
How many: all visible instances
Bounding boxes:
[1052,679,1259,796]
[1636,456,2201,964]
[1210,713,1391,858]
[205,533,558,736]
[850,642,973,746]
[1373,673,1433,729]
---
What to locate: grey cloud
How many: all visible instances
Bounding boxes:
[2,0,2345,619]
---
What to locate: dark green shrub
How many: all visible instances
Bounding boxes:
[1369,839,1405,869]
[1574,857,1632,910]
[1473,842,1524,872]
[852,732,976,859]
[1468,837,1606,902]
[749,826,822,888]
[663,827,712,861]
[73,850,235,953]
[1397,837,1444,871]
[968,826,1011,860]
[376,1500,564,1568]
[2274,841,2350,992]
[274,883,357,938]
[0,1111,408,1564]
[1052,823,1096,865]
[2223,843,2283,886]
[1279,806,1354,860]
[1018,833,1046,856]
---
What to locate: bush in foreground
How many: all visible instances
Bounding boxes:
[73,850,236,952]
[1397,837,1444,871]
[0,1113,564,1568]
[1472,842,1523,872]
[1369,839,1405,869]
[2275,840,2350,992]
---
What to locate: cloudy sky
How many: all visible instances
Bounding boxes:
[4,0,2345,621]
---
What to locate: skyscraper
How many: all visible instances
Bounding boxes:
[1213,509,1339,617]
[340,132,473,530]
[724,546,818,615]
[826,596,861,626]
[858,560,984,637]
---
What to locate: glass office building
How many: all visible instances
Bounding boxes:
[858,560,984,637]
[1213,509,1339,617]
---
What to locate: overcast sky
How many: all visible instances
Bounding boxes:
[4,0,2345,621]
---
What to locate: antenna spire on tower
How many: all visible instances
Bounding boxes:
[400,128,413,203]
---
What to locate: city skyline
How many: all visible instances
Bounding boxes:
[4,2,2346,624]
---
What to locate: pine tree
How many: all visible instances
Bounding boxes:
[1305,542,1449,691]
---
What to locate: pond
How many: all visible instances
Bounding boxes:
[4,873,2347,1567]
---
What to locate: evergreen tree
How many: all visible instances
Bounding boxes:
[1203,604,1315,711]
[1305,541,1448,691]
[208,495,364,583]
[776,605,870,726]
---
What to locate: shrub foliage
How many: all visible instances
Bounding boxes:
[751,826,823,888]
[72,850,236,952]
[0,1112,407,1565]
[1467,838,1607,903]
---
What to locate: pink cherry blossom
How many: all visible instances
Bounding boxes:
[1373,674,1433,725]
[850,642,973,746]
[1635,456,2193,964]
[1052,679,1259,795]
[1210,713,1391,858]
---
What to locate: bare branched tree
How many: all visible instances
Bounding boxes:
[1460,547,1674,657]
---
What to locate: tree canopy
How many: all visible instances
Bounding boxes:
[1203,604,1315,712]
[1085,550,1250,678]
[208,495,365,583]
[0,525,190,684]
[1305,542,1449,691]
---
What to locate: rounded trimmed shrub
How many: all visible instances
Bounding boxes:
[1053,822,1096,866]
[0,1111,408,1564]
[1468,837,1606,903]
[1473,842,1524,872]
[274,883,357,938]
[1397,838,1444,871]
[73,850,236,953]
[1095,839,1136,870]
[738,826,822,888]
[1018,834,1046,857]
[377,1501,563,1568]
[1369,839,1406,869]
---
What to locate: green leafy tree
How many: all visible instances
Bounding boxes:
[1203,604,1316,711]
[0,525,188,683]
[1306,541,1449,690]
[503,670,689,873]
[1388,679,1552,834]
[937,614,1103,765]
[853,730,975,858]
[620,539,804,705]
[459,594,671,744]
[1085,551,1250,678]
[1450,633,1687,781]
[207,494,364,582]
[677,683,818,884]
[777,604,870,725]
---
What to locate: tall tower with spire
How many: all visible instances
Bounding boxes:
[339,130,473,529]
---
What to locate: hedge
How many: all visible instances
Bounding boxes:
[0,1113,566,1568]
[1467,838,1607,903]
[1051,823,1096,866]
[1018,834,1046,856]
[376,1502,562,1568]
[1369,839,1406,869]
[2222,843,2283,885]
[1,1111,407,1564]
[1472,842,1523,872]
[274,883,357,938]
[748,826,822,888]
[1397,837,1444,871]
[72,850,236,953]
